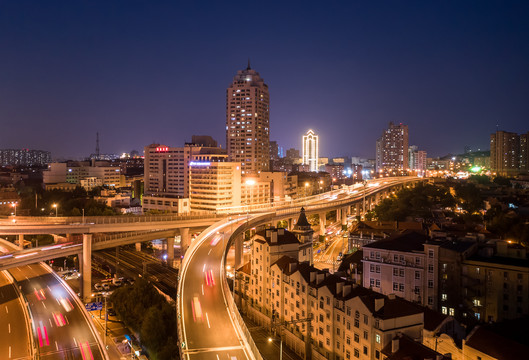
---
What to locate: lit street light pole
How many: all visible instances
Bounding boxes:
[11,202,17,216]
[268,336,283,360]
[52,203,58,217]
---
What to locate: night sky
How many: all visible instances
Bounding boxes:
[1,1,528,160]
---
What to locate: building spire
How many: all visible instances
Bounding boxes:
[247,58,251,70]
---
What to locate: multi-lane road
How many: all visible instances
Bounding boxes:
[9,263,106,360]
[180,218,255,360]
[0,270,31,360]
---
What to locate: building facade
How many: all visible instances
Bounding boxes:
[376,122,409,172]
[362,232,439,310]
[226,62,270,175]
[0,149,51,167]
[303,130,319,172]
[490,131,521,176]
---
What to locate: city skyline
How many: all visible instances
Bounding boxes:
[1,1,528,159]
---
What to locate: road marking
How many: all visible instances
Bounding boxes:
[8,346,11,358]
[183,345,244,354]
[216,355,220,360]
[5,306,8,313]
[73,337,77,346]
[203,264,206,272]
[8,323,10,333]
[49,318,53,327]
[55,341,59,351]
[208,249,212,255]
[42,302,47,309]
[202,284,204,296]
[206,312,210,328]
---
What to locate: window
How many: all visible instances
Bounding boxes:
[415,257,421,265]
[393,255,399,262]
[393,282,399,291]
[399,269,404,277]
[354,319,359,328]
[363,314,368,325]
[442,293,447,301]
[393,268,399,276]
[375,279,380,288]
[354,348,359,358]
[428,280,434,288]
[449,308,455,316]
[370,279,375,287]
[363,346,368,355]
[371,264,375,272]
[375,334,381,344]
[399,283,404,292]
[475,312,481,320]
[363,331,368,340]
[346,336,351,345]
[428,296,434,305]
[428,264,434,273]
[375,265,380,273]
[442,306,447,315]
[428,249,434,258]
[354,333,359,343]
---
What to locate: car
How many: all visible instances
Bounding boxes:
[102,283,111,291]
[94,283,103,291]
[112,278,123,287]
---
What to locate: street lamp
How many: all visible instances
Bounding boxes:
[11,202,17,216]
[268,337,283,360]
[52,203,58,217]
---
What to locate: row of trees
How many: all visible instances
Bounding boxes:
[15,183,119,216]
[110,279,179,360]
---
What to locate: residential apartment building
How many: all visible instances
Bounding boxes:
[376,122,409,172]
[461,241,529,323]
[0,149,51,167]
[362,232,439,309]
[226,62,270,175]
[246,252,427,360]
[43,161,121,188]
[489,130,529,175]
[408,145,427,173]
[258,171,298,202]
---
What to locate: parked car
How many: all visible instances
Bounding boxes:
[102,283,111,291]
[94,283,103,291]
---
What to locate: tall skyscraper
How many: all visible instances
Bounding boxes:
[376,122,409,171]
[302,130,319,172]
[226,61,270,175]
[490,131,521,176]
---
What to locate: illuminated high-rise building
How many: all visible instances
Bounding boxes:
[302,130,319,172]
[226,61,270,175]
[376,122,409,171]
[490,131,520,176]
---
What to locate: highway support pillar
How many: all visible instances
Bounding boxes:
[17,234,24,249]
[167,237,175,267]
[341,207,348,230]
[336,208,341,223]
[135,242,141,252]
[82,234,92,303]
[318,212,326,242]
[180,228,190,253]
[234,235,243,270]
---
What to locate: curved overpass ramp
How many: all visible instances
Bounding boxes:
[178,177,424,359]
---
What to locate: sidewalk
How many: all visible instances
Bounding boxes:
[88,310,133,360]
[242,315,303,360]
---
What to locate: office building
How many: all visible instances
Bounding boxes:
[43,161,121,188]
[302,130,319,172]
[0,149,51,167]
[408,145,427,173]
[226,62,270,175]
[189,160,241,212]
[375,122,409,172]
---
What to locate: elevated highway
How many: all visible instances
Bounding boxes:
[0,176,423,302]
[178,176,424,359]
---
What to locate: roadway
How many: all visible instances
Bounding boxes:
[180,218,255,360]
[0,270,31,360]
[9,263,107,360]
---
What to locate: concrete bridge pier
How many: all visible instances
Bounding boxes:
[318,212,326,241]
[336,208,341,223]
[180,228,190,253]
[167,237,175,267]
[341,207,348,230]
[234,235,243,270]
[135,243,141,251]
[82,234,92,303]
[17,234,24,249]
